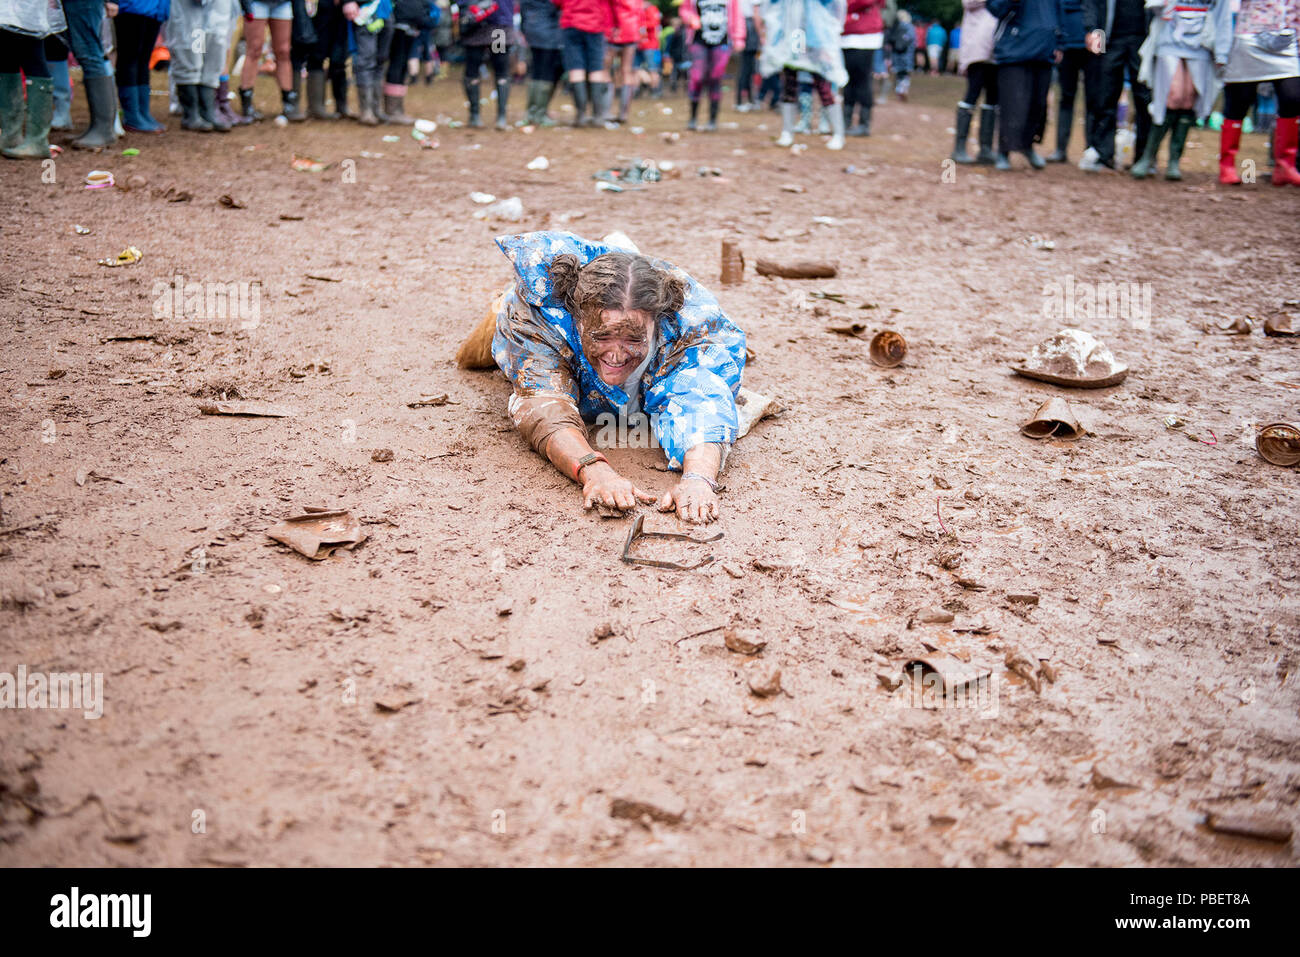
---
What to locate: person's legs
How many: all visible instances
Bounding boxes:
[1049,48,1083,161]
[1092,40,1126,167]
[241,17,269,108]
[1121,34,1151,164]
[44,35,71,130]
[1,28,55,158]
[810,71,843,148]
[996,62,1029,168]
[196,0,234,131]
[703,43,728,129]
[328,8,352,118]
[776,66,798,145]
[562,27,589,124]
[491,46,511,129]
[587,30,611,121]
[1023,61,1049,167]
[952,59,987,162]
[384,28,415,123]
[353,19,382,124]
[1271,74,1300,185]
[1219,81,1254,183]
[686,42,705,128]
[463,41,485,126]
[63,0,117,147]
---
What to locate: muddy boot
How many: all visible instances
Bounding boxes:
[994,151,1012,171]
[494,78,509,130]
[332,72,355,119]
[357,82,378,125]
[383,83,414,124]
[198,84,231,132]
[49,58,72,131]
[951,102,974,163]
[976,104,997,164]
[538,81,558,126]
[1164,110,1192,181]
[465,76,483,127]
[1272,116,1300,186]
[706,97,719,131]
[177,84,211,131]
[826,97,845,150]
[306,69,334,119]
[1023,147,1045,169]
[2,76,52,159]
[591,80,612,125]
[1219,118,1242,184]
[1130,121,1166,178]
[285,72,307,122]
[795,88,811,133]
[776,100,796,146]
[238,87,261,124]
[687,97,699,131]
[1047,103,1072,161]
[0,73,22,152]
[617,83,633,123]
[215,77,239,128]
[570,79,588,127]
[70,73,118,149]
[523,79,541,124]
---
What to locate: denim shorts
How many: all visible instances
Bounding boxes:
[562,27,607,74]
[249,0,293,20]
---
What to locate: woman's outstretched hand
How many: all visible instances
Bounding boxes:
[658,476,720,525]
[582,463,657,512]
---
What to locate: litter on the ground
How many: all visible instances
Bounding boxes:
[98,246,143,267]
[266,508,367,560]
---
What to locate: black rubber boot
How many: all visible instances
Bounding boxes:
[952,103,975,163]
[70,73,118,149]
[466,78,483,127]
[2,75,53,159]
[495,79,509,130]
[687,97,699,131]
[1164,110,1193,180]
[198,84,230,132]
[570,79,588,127]
[1130,122,1168,178]
[706,98,719,131]
[238,87,261,123]
[285,73,306,121]
[177,84,212,131]
[306,69,333,119]
[976,104,997,165]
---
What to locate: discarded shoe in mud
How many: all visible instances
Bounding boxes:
[1021,397,1085,440]
[869,330,907,368]
[1013,328,1128,388]
[1256,423,1300,467]
[267,508,367,560]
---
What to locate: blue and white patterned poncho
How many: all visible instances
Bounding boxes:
[491,231,747,470]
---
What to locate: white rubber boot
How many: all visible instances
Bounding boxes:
[776,101,796,147]
[826,97,845,150]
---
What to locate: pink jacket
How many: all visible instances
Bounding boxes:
[958,0,998,71]
[681,0,747,49]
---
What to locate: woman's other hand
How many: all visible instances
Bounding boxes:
[658,476,720,524]
[582,462,656,512]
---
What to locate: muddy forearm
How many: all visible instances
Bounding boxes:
[681,442,724,484]
[543,427,605,483]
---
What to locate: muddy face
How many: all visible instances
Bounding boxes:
[578,309,654,387]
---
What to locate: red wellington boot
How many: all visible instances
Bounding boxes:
[1219,119,1243,184]
[1272,116,1300,186]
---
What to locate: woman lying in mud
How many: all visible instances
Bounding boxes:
[471,231,747,524]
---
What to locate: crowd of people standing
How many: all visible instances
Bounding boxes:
[2,0,1296,187]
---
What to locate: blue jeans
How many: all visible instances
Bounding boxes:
[62,0,113,79]
[562,27,605,74]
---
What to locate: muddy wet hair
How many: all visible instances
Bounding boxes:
[549,252,687,326]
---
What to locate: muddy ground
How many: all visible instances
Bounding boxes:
[1,73,1298,867]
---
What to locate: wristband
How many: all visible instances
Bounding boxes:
[574,452,608,482]
[682,471,718,491]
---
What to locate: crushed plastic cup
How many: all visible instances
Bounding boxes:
[84,170,114,189]
[472,196,523,221]
[526,155,550,171]
[413,118,437,134]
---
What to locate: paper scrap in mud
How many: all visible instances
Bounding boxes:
[266,510,367,561]
[98,246,143,268]
[900,655,993,695]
